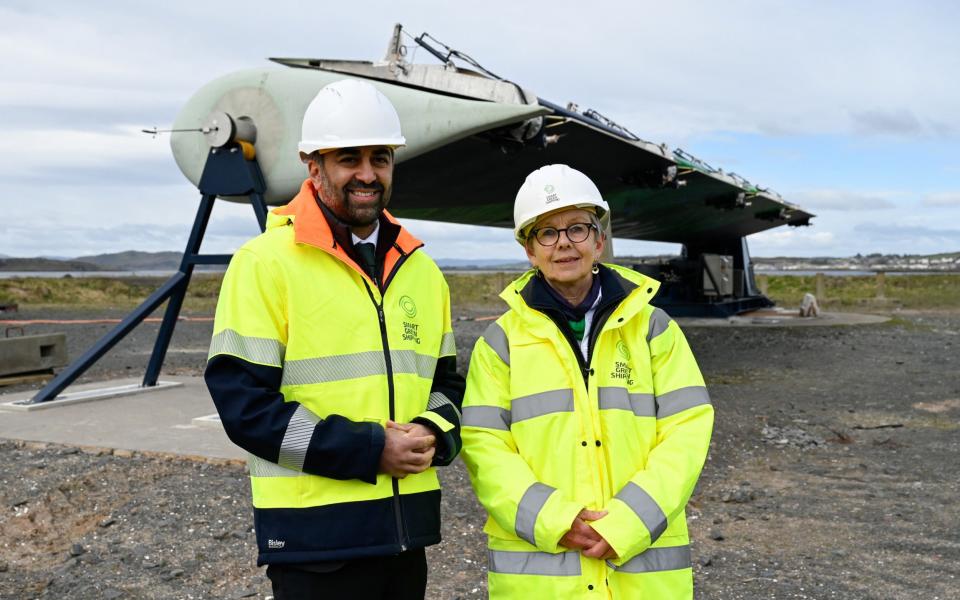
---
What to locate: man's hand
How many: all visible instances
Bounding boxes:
[581,537,617,561]
[378,420,436,478]
[387,421,437,453]
[559,509,607,550]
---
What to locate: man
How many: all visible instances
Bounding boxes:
[205,78,464,600]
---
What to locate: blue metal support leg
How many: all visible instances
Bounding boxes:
[142,190,267,386]
[29,144,268,403]
[141,194,217,387]
[29,273,187,403]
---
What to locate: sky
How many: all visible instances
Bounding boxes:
[1,0,958,261]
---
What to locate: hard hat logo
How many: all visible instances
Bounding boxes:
[544,184,560,204]
[299,79,406,156]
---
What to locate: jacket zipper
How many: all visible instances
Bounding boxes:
[551,303,617,390]
[554,319,591,389]
[362,249,416,553]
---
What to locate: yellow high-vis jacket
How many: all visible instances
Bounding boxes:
[205,180,463,566]
[462,265,713,599]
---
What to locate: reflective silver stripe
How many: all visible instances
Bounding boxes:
[427,391,462,421]
[439,332,457,357]
[615,482,668,543]
[390,350,437,380]
[281,350,436,386]
[646,307,673,343]
[608,545,691,574]
[515,482,555,545]
[209,329,284,366]
[512,389,574,423]
[483,322,510,366]
[462,406,511,430]
[598,388,656,417]
[282,351,385,386]
[276,405,320,471]
[247,453,302,478]
[488,549,581,576]
[656,386,711,419]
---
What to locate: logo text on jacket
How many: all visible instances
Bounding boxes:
[610,360,634,385]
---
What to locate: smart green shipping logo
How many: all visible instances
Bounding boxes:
[616,340,631,360]
[544,184,559,204]
[399,295,417,318]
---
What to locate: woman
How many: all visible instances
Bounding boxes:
[461,164,713,599]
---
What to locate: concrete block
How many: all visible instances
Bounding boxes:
[0,333,68,377]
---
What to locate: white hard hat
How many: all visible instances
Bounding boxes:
[299,79,406,155]
[513,164,609,242]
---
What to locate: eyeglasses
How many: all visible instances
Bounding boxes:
[531,223,597,246]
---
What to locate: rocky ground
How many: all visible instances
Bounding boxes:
[1,306,959,599]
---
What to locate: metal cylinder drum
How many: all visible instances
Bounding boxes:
[170,67,545,205]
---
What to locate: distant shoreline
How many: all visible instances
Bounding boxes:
[2,249,958,276]
[2,268,959,279]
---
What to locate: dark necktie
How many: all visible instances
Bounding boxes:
[354,242,377,281]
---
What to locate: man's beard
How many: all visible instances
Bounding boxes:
[318,171,392,228]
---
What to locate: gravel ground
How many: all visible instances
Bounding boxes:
[1,306,959,599]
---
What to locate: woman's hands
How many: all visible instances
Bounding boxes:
[559,509,617,560]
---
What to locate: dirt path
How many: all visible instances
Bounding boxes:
[1,309,958,599]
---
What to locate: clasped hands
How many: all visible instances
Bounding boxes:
[560,509,617,560]
[378,420,436,478]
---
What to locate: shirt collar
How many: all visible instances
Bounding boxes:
[351,220,380,248]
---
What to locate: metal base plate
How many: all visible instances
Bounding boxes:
[0,381,184,412]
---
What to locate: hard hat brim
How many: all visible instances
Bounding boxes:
[298,137,406,155]
[515,202,609,243]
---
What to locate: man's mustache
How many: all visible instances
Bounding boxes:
[345,180,385,193]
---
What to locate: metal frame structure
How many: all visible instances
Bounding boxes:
[634,238,775,318]
[29,144,267,404]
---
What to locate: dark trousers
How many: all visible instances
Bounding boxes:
[266,548,427,600]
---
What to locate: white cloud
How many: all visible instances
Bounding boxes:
[3,2,959,143]
[748,228,838,256]
[923,192,960,207]
[398,220,525,261]
[788,189,900,211]
[1,1,958,261]
[0,127,170,178]
[854,222,960,245]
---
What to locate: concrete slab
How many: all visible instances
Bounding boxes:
[0,376,244,461]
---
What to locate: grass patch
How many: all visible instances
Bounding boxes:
[3,272,957,313]
[444,272,520,310]
[0,274,225,312]
[759,274,960,312]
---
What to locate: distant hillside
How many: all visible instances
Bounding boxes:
[2,249,958,273]
[0,257,103,271]
[436,258,528,270]
[75,251,184,270]
[0,250,220,272]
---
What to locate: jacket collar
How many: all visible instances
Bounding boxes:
[521,265,628,319]
[502,264,660,335]
[270,179,424,283]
